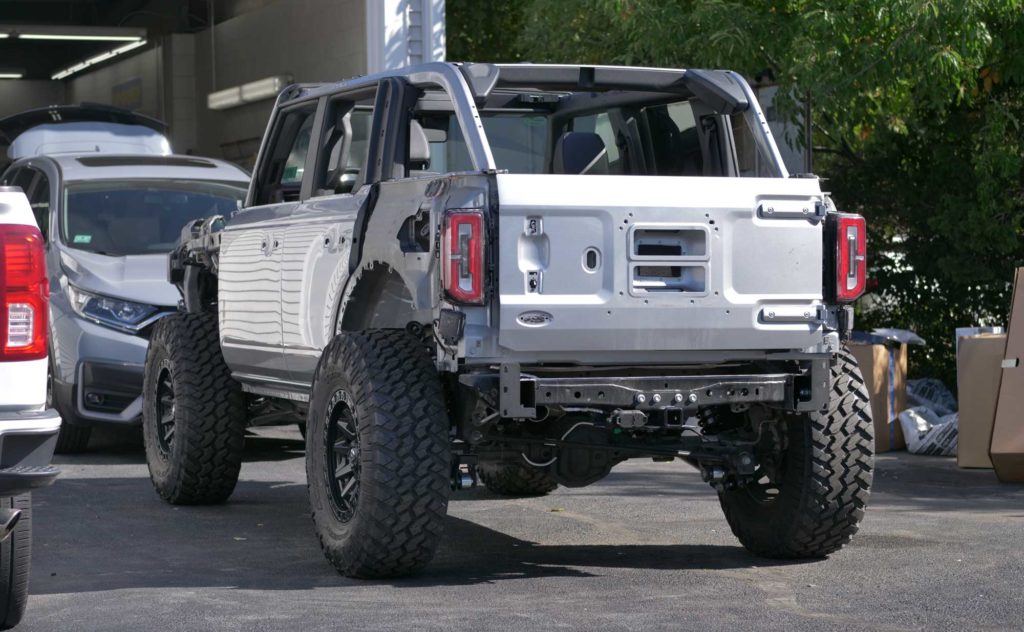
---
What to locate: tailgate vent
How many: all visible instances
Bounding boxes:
[628,225,709,295]
[633,228,706,258]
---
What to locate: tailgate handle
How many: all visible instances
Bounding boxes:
[761,306,821,323]
[758,201,825,220]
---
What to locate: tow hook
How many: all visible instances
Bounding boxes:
[701,466,729,492]
[700,452,757,492]
[450,458,478,491]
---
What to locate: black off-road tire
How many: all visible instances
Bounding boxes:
[0,494,31,630]
[306,330,450,579]
[478,461,558,497]
[719,348,874,558]
[142,313,247,505]
[48,361,91,454]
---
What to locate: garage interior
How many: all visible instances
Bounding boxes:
[0,0,444,168]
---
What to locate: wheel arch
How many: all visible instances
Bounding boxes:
[335,262,430,333]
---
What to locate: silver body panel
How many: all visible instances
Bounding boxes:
[218,191,368,386]
[488,174,825,358]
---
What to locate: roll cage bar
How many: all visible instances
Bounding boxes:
[247,62,787,205]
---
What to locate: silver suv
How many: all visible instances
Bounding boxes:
[0,152,248,452]
[143,63,873,579]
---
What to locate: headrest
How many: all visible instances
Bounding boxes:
[409,120,431,169]
[553,131,608,175]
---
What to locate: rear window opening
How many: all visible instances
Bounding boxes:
[412,87,781,178]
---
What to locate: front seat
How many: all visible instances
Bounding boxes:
[553,131,609,175]
[408,120,432,176]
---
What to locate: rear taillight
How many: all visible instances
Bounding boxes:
[0,225,48,360]
[835,213,866,302]
[442,210,485,304]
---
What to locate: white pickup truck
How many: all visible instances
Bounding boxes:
[0,186,60,629]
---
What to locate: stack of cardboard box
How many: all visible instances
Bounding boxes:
[957,268,1024,483]
[957,333,1004,469]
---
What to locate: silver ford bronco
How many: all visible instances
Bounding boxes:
[143,62,873,579]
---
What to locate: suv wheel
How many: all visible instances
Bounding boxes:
[0,494,31,630]
[48,361,91,454]
[478,461,558,497]
[719,347,874,558]
[142,313,247,505]
[306,330,450,578]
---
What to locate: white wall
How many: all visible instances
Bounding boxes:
[365,0,445,73]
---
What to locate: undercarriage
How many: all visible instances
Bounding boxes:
[452,359,829,491]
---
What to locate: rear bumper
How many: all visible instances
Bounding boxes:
[465,358,831,418]
[0,409,60,496]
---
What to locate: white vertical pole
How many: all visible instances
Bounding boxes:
[365,0,446,73]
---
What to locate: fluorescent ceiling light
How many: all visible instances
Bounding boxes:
[208,75,292,110]
[51,39,147,80]
[0,72,23,79]
[240,76,290,102]
[20,33,142,41]
[207,86,242,110]
[1,25,145,41]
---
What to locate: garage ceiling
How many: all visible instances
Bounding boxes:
[0,0,215,80]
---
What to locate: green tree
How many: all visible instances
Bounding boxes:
[446,0,527,62]
[448,0,1024,387]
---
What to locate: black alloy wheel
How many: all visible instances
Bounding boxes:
[155,367,176,453]
[325,389,360,522]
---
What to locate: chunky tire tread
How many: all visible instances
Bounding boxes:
[0,494,31,630]
[54,422,91,454]
[720,347,874,558]
[307,330,451,579]
[478,462,558,497]
[143,313,246,505]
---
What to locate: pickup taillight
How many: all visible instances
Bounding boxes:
[835,213,867,302]
[0,224,48,360]
[441,210,485,304]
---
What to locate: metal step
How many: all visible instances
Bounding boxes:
[0,465,60,492]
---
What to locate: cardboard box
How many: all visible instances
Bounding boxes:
[956,333,1005,468]
[991,268,1024,482]
[849,342,907,452]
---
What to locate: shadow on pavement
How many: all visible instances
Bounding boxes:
[412,516,793,587]
[30,471,781,596]
[34,437,1023,597]
[52,430,306,466]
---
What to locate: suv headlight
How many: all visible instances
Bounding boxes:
[66,285,160,333]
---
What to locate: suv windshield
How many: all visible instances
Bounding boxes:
[62,179,246,256]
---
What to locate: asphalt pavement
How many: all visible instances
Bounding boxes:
[19,426,1024,631]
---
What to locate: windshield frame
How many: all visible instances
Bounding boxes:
[59,177,247,256]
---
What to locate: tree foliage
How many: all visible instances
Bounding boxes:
[447,0,1024,387]
[446,0,527,63]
